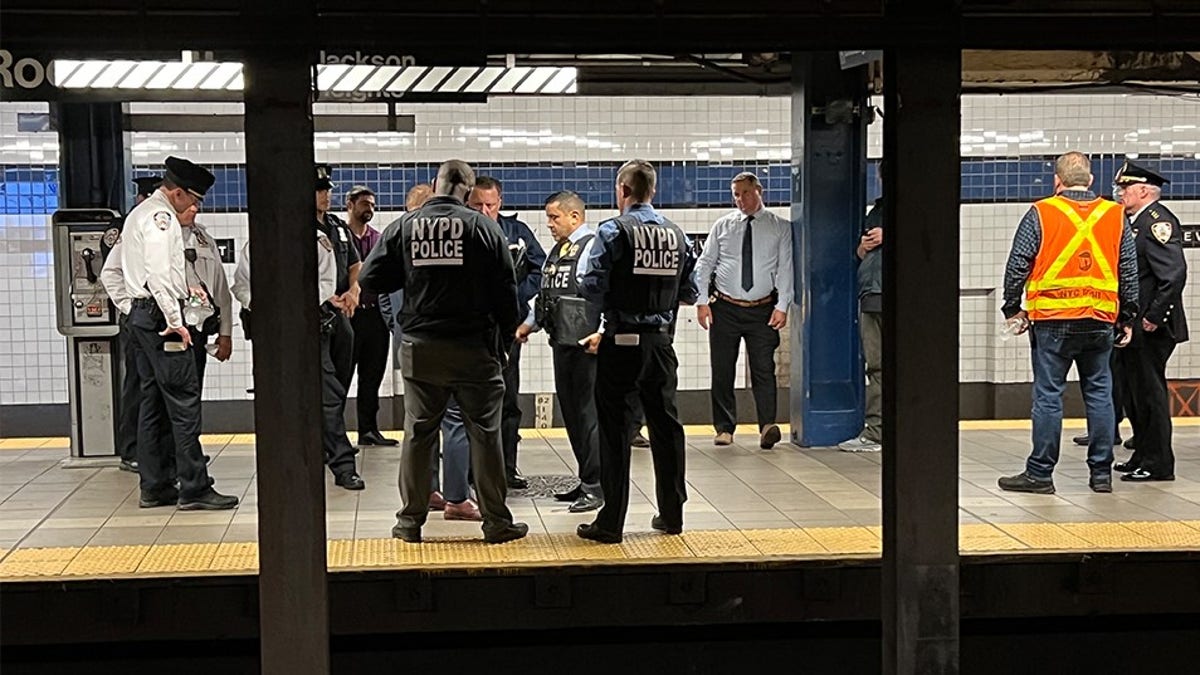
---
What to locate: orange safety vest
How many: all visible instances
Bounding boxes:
[1025,195,1123,323]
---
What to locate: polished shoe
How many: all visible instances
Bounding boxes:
[506,473,529,490]
[631,432,650,448]
[178,488,239,511]
[759,424,782,450]
[1089,475,1113,493]
[1072,433,1122,446]
[554,485,583,502]
[1120,469,1174,482]
[1124,437,1136,450]
[358,431,399,446]
[484,522,529,544]
[392,524,421,543]
[714,432,734,446]
[997,472,1055,494]
[139,487,179,508]
[650,515,683,535]
[568,493,604,513]
[444,499,483,521]
[576,522,622,544]
[119,458,139,473]
[1114,461,1140,473]
[428,491,447,511]
[335,472,365,490]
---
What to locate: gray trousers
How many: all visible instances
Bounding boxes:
[860,310,883,443]
[396,336,514,536]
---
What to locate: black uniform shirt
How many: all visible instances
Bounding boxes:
[318,213,360,295]
[1131,200,1189,343]
[358,195,520,339]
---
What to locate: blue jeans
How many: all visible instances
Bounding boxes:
[1027,325,1115,480]
[432,396,473,503]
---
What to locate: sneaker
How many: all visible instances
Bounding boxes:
[139,487,179,508]
[119,458,139,473]
[1089,476,1113,493]
[428,491,447,511]
[838,436,881,453]
[714,432,734,446]
[444,499,482,521]
[178,488,239,510]
[997,472,1055,494]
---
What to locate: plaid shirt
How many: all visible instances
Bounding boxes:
[1002,189,1139,336]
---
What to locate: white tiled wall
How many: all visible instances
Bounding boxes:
[2,93,1198,409]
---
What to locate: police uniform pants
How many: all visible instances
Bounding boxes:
[552,342,602,496]
[321,331,359,477]
[592,332,687,534]
[396,335,515,537]
[329,312,355,391]
[128,302,213,499]
[501,340,522,477]
[117,316,143,463]
[1124,329,1176,477]
[708,299,779,434]
[351,305,390,435]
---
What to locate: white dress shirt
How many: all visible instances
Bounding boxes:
[182,222,233,337]
[232,232,337,309]
[119,190,188,329]
[693,206,794,312]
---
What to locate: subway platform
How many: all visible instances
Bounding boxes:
[1,420,1197,580]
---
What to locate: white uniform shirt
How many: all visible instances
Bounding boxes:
[99,239,132,316]
[118,190,188,328]
[232,232,337,309]
[693,206,794,312]
[182,222,233,336]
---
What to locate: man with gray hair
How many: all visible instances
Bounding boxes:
[359,160,528,544]
[998,151,1139,495]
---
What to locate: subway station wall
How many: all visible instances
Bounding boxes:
[0,95,1198,411]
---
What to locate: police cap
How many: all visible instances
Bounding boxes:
[133,176,162,198]
[316,164,335,191]
[1114,159,1170,188]
[163,156,216,200]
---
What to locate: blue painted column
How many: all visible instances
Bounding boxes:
[788,53,869,447]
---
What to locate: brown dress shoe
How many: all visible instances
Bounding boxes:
[714,432,734,446]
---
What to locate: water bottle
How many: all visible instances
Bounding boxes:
[999,316,1028,341]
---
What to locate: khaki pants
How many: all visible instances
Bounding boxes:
[860,310,883,443]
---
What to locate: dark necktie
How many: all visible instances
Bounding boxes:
[741,215,755,292]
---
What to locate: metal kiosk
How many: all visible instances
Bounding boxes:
[52,208,123,465]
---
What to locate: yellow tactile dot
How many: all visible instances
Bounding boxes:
[1115,521,1200,549]
[619,532,693,560]
[420,538,503,565]
[804,526,882,554]
[327,539,355,569]
[0,547,82,578]
[682,530,759,558]
[1057,523,1159,549]
[211,542,258,572]
[136,543,219,574]
[741,528,829,556]
[546,533,628,561]
[351,538,423,568]
[229,433,256,445]
[61,545,151,576]
[960,536,1030,552]
[1181,521,1200,534]
[994,523,1092,550]
[199,433,235,446]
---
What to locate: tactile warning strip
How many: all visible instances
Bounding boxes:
[1,520,1198,580]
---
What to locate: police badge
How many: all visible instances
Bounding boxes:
[102,227,120,247]
[1151,221,1173,244]
[153,211,172,230]
[318,234,333,251]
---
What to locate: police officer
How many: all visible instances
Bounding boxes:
[467,176,547,489]
[1112,160,1188,482]
[232,230,365,491]
[179,206,233,386]
[315,165,362,392]
[576,160,698,543]
[359,160,528,545]
[119,156,237,510]
[515,190,604,513]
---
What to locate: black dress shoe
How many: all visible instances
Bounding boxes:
[1120,469,1174,482]
[1114,461,1139,473]
[1073,433,1122,446]
[359,431,399,446]
[631,433,650,448]
[484,522,529,544]
[568,493,604,513]
[577,522,622,543]
[997,472,1055,494]
[178,488,239,510]
[506,474,529,490]
[392,525,421,543]
[335,472,365,490]
[1124,437,1136,450]
[650,515,683,534]
[554,485,583,502]
[119,458,139,473]
[139,487,179,508]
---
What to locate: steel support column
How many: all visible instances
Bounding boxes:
[53,102,127,210]
[881,48,962,674]
[789,52,868,447]
[242,50,328,674]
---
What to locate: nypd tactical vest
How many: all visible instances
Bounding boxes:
[608,214,686,314]
[536,234,595,345]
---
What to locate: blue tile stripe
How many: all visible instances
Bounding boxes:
[4,157,1200,215]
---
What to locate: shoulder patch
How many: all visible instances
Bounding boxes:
[153,211,172,231]
[338,227,348,243]
[1151,221,1173,244]
[102,227,120,247]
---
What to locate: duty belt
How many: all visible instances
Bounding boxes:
[713,290,774,308]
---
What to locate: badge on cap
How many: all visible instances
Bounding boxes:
[1151,221,1173,244]
[153,211,172,230]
